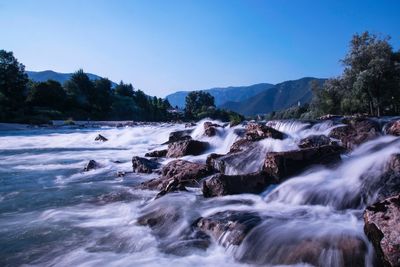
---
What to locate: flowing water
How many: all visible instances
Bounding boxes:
[0,119,398,267]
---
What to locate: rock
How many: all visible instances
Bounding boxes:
[84,160,98,171]
[132,156,161,173]
[202,171,278,197]
[145,149,168,158]
[245,123,285,141]
[185,122,196,128]
[203,121,222,137]
[386,120,400,136]
[166,139,209,158]
[298,134,337,149]
[139,160,213,194]
[95,134,108,142]
[364,194,400,267]
[318,114,342,120]
[229,139,253,153]
[264,145,344,179]
[163,130,192,144]
[329,118,381,150]
[196,210,262,246]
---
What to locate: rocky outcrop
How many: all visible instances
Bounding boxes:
[364,194,400,267]
[139,160,213,194]
[229,139,253,153]
[166,139,209,158]
[95,134,108,142]
[145,149,168,158]
[84,160,99,171]
[298,135,336,149]
[329,118,381,150]
[202,172,277,197]
[196,211,262,246]
[264,145,344,179]
[132,156,161,173]
[386,120,400,136]
[163,130,192,144]
[245,123,285,141]
[203,121,222,137]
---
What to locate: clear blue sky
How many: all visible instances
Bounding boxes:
[1,0,399,97]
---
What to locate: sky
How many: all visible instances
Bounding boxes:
[0,0,399,97]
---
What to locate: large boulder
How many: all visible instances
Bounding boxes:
[202,172,278,197]
[139,160,213,194]
[229,139,253,153]
[166,139,209,158]
[196,210,262,246]
[145,149,168,158]
[245,123,285,141]
[386,120,400,136]
[132,156,161,173]
[163,129,192,144]
[329,118,381,150]
[264,145,344,179]
[364,194,400,267]
[203,121,222,137]
[298,134,336,149]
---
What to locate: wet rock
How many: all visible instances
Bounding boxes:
[298,134,337,149]
[203,121,222,137]
[319,114,342,120]
[163,129,192,144]
[132,156,161,173]
[84,160,99,171]
[229,139,253,153]
[145,149,168,158]
[245,123,285,141]
[202,171,278,197]
[364,194,400,267]
[139,159,213,193]
[196,210,262,246]
[95,134,108,142]
[264,145,344,179]
[329,118,381,150]
[166,139,209,158]
[185,122,197,128]
[386,120,400,136]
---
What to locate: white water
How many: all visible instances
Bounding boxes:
[0,119,398,266]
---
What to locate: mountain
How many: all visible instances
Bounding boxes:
[220,77,326,116]
[26,70,117,86]
[166,83,274,108]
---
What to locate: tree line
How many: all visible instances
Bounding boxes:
[0,50,174,123]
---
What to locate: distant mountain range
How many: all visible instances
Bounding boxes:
[220,77,326,116]
[166,83,274,108]
[26,70,117,87]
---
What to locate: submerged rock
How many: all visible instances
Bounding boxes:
[245,123,285,141]
[196,210,262,246]
[364,194,400,267]
[264,145,344,179]
[203,121,222,137]
[84,160,99,172]
[298,134,336,149]
[202,172,278,197]
[145,149,168,158]
[329,118,381,150]
[139,159,213,194]
[95,134,108,142]
[132,156,161,173]
[166,139,209,158]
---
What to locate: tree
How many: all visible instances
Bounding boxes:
[0,50,28,120]
[184,91,215,118]
[115,81,134,97]
[26,80,66,110]
[92,78,113,118]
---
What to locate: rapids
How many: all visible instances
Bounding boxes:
[0,119,398,266]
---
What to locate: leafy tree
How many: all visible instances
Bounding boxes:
[26,80,66,109]
[0,50,28,121]
[115,81,134,97]
[184,91,215,119]
[92,78,113,118]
